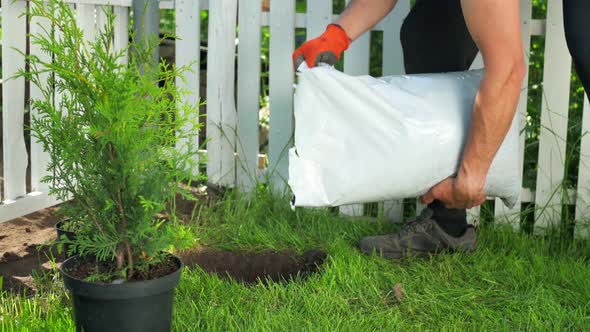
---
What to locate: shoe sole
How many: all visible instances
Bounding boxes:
[361,247,476,260]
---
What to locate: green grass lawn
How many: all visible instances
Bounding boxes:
[2,191,590,331]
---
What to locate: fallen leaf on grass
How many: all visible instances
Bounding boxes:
[394,283,404,303]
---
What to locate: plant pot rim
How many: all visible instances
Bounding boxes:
[55,219,75,232]
[59,254,183,300]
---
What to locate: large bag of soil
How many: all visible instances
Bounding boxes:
[288,65,520,209]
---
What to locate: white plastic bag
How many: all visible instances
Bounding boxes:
[288,65,520,209]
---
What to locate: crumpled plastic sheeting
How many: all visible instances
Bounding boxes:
[288,65,520,209]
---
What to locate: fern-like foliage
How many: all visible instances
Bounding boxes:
[18,0,203,280]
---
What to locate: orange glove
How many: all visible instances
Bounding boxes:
[292,24,351,70]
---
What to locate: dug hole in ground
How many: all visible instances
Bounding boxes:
[0,186,327,294]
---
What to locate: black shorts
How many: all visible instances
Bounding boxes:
[400,0,589,97]
[400,0,478,75]
[564,0,590,97]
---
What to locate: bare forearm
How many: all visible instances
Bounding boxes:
[458,0,525,186]
[460,69,524,180]
[335,0,397,41]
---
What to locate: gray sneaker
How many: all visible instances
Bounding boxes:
[359,208,477,259]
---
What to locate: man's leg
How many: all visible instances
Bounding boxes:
[401,0,478,237]
[400,0,479,74]
[564,0,590,99]
[359,0,479,258]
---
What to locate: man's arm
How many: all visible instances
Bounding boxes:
[336,0,397,41]
[293,0,396,68]
[421,0,526,208]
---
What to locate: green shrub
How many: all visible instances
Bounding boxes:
[20,0,202,280]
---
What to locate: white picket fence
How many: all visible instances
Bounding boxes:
[1,0,589,238]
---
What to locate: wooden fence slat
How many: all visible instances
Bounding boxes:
[175,0,200,177]
[268,0,295,192]
[306,0,332,41]
[0,193,61,224]
[470,53,484,70]
[2,0,28,201]
[379,0,409,222]
[339,0,370,217]
[96,5,108,35]
[494,0,533,228]
[77,4,96,44]
[575,96,590,238]
[415,200,426,217]
[53,4,74,121]
[343,33,370,75]
[206,0,238,186]
[381,0,409,76]
[530,19,546,35]
[236,0,262,192]
[159,0,175,10]
[65,0,131,7]
[29,6,53,193]
[467,207,480,226]
[533,0,571,233]
[382,200,403,223]
[159,0,208,10]
[113,6,129,65]
[260,12,306,29]
[339,204,364,218]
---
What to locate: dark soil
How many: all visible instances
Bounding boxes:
[1,184,325,291]
[178,247,327,284]
[62,245,327,285]
[0,184,220,293]
[60,247,327,285]
[58,248,326,283]
[65,254,180,283]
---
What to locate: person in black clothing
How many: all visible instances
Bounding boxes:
[564,0,590,100]
[293,0,588,259]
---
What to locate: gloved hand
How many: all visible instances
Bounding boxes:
[292,24,351,70]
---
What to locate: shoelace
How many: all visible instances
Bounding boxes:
[394,209,433,238]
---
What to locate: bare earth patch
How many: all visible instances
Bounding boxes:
[0,206,61,293]
[1,186,325,293]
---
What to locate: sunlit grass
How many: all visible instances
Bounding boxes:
[2,191,590,331]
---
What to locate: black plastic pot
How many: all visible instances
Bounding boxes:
[55,219,77,258]
[60,254,183,332]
